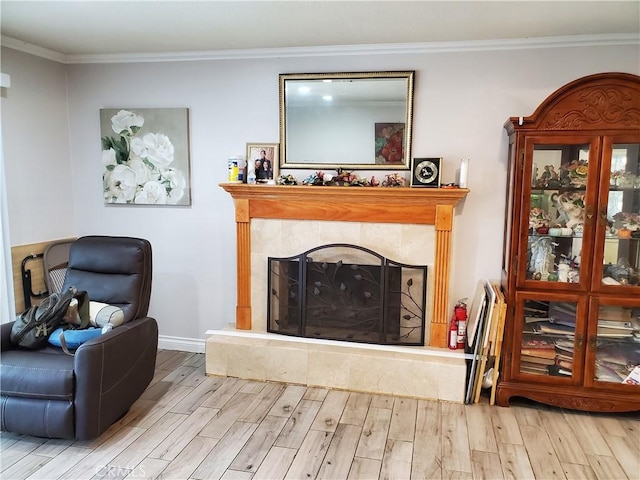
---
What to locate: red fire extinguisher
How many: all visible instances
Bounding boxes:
[455,299,468,349]
[448,315,458,350]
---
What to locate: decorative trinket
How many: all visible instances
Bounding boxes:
[277,174,298,185]
[618,227,632,239]
[302,171,326,186]
[382,173,405,187]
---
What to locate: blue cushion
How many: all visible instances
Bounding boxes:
[48,327,103,349]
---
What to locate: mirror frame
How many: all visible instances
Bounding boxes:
[279,71,415,170]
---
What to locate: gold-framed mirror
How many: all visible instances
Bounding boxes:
[279,71,414,170]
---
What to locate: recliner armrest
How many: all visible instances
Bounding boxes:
[73,316,158,440]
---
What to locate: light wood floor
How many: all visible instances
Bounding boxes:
[1,350,638,480]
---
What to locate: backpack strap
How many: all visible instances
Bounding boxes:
[58,330,75,356]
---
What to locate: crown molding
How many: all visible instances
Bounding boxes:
[2,33,638,65]
[1,35,67,63]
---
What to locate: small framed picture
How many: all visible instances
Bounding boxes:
[410,157,441,188]
[247,143,279,183]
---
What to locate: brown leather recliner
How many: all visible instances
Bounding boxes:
[0,236,158,440]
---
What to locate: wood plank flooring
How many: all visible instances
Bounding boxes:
[1,350,638,480]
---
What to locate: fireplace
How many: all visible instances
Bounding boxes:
[209,184,470,403]
[268,244,427,345]
[218,183,468,347]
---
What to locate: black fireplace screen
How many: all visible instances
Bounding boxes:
[268,244,427,346]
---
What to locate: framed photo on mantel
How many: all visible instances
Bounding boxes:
[247,143,279,183]
[410,157,441,188]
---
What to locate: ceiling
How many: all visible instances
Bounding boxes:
[1,1,639,59]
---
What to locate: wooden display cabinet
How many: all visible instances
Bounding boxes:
[498,72,640,412]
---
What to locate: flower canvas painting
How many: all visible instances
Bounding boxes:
[100,108,191,205]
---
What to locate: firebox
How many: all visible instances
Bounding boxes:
[268,244,427,346]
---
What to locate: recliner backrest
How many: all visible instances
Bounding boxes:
[42,238,75,294]
[61,236,152,323]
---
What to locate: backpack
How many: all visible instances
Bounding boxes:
[10,286,78,349]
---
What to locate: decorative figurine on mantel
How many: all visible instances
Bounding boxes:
[277,174,298,185]
[281,170,399,187]
[302,171,326,186]
[332,168,357,185]
[382,173,405,187]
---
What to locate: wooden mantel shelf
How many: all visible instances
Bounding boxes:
[221,183,468,224]
[220,183,469,347]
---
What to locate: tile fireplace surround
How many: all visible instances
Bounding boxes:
[207,184,470,402]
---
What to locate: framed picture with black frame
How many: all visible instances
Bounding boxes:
[410,157,441,187]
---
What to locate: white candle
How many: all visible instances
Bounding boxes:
[459,159,469,188]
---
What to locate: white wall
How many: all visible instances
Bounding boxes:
[1,48,75,245]
[2,42,638,345]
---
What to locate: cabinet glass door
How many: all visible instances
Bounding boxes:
[596,141,640,289]
[522,137,597,289]
[515,293,586,382]
[587,299,640,387]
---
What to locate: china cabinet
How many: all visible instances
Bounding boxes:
[498,72,640,412]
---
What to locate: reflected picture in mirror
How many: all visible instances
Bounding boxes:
[279,71,414,170]
[375,123,405,164]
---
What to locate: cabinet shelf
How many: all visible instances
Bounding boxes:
[531,187,587,193]
[528,233,580,238]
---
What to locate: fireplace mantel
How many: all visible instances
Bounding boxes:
[221,183,469,347]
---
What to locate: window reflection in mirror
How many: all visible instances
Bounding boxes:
[279,72,414,170]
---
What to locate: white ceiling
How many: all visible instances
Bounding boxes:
[1,1,639,59]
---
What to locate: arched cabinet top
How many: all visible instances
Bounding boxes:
[505,72,640,133]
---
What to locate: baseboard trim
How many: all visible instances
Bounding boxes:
[158,335,205,353]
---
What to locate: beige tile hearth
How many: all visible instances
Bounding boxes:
[206,328,467,403]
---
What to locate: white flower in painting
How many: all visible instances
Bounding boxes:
[111,110,144,136]
[134,180,167,204]
[162,168,186,204]
[133,133,174,168]
[104,164,137,203]
[131,133,175,168]
[130,137,148,160]
[128,155,152,185]
[102,148,117,167]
